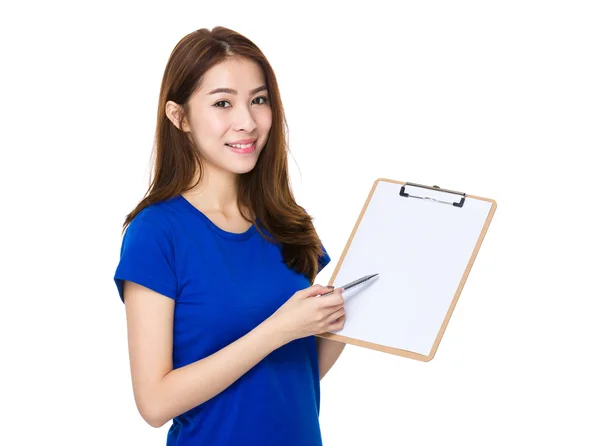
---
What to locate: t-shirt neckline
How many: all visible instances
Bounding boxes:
[174,195,258,241]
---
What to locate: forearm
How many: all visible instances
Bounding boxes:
[316,337,346,380]
[147,318,286,427]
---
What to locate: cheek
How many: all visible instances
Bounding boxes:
[197,114,230,140]
[259,110,273,131]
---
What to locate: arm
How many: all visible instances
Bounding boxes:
[123,280,286,428]
[316,336,346,380]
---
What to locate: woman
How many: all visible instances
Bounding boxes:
[113,26,346,445]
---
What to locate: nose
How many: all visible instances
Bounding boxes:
[232,105,258,133]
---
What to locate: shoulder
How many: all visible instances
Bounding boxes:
[124,198,180,242]
[132,197,181,228]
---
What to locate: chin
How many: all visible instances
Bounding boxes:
[227,158,259,175]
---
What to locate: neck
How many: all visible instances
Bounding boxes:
[183,167,240,213]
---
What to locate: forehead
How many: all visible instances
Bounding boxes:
[200,58,266,92]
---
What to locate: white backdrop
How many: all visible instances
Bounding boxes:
[2,1,599,444]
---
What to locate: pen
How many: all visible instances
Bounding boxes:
[319,273,379,296]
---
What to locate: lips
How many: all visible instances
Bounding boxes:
[226,138,256,146]
[226,141,256,154]
[225,143,254,148]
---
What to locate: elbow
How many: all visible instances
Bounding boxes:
[140,404,167,429]
[137,394,167,429]
[147,417,167,429]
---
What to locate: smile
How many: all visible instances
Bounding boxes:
[225,141,256,154]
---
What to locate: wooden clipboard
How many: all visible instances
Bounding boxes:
[318,178,497,362]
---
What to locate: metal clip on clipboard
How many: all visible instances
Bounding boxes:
[399,182,466,208]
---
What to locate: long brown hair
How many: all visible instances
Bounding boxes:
[121,26,326,284]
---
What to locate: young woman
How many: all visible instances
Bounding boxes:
[113,26,346,445]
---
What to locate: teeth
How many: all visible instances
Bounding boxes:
[228,142,254,149]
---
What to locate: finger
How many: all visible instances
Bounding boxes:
[332,314,346,325]
[301,284,332,298]
[326,307,345,323]
[313,286,337,298]
[320,290,344,307]
[329,314,346,331]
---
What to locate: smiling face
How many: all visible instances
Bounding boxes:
[167,57,273,175]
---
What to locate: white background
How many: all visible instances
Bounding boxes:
[2,1,599,444]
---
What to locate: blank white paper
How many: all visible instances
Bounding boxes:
[331,181,493,356]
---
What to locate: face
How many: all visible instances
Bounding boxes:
[167,58,272,175]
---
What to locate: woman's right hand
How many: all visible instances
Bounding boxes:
[267,284,346,344]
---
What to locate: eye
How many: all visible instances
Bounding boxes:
[213,96,269,108]
[214,100,231,108]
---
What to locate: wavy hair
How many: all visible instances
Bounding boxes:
[121,26,326,284]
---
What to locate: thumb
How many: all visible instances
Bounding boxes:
[301,284,333,298]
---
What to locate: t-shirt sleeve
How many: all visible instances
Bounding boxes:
[114,216,178,303]
[317,244,331,274]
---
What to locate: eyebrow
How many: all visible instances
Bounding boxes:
[207,85,268,95]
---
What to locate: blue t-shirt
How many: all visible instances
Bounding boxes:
[114,195,331,445]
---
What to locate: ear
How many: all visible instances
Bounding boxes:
[165,100,190,132]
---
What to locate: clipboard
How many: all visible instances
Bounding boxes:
[319,178,497,362]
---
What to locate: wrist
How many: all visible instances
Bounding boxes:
[261,316,293,348]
